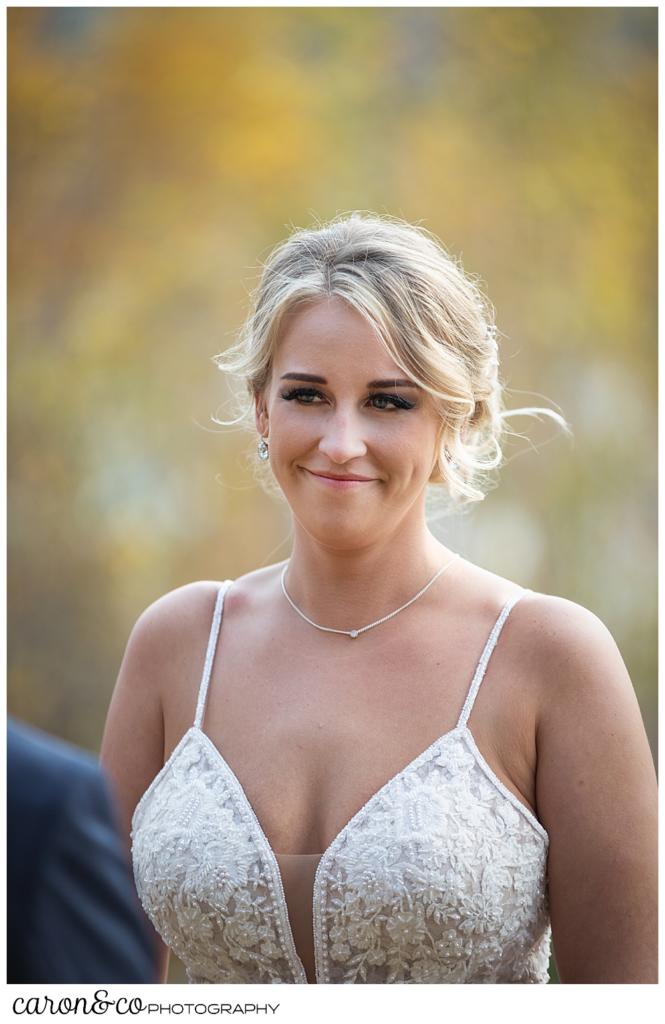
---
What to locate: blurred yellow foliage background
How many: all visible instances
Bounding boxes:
[8,4,656,818]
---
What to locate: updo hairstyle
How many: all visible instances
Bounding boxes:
[214,212,565,506]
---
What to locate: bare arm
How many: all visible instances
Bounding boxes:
[532,596,657,983]
[101,596,174,982]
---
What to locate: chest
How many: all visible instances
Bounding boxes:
[162,616,539,855]
[131,727,551,984]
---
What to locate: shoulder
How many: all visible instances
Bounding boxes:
[456,557,636,726]
[8,720,100,800]
[511,590,632,710]
[219,561,288,619]
[455,560,620,683]
[500,591,647,762]
[120,567,288,678]
[111,580,232,721]
[132,563,287,631]
[126,580,228,666]
[515,588,613,644]
[8,722,110,890]
[132,579,227,634]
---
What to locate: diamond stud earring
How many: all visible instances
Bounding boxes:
[257,437,269,461]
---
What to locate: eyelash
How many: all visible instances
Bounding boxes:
[279,387,416,411]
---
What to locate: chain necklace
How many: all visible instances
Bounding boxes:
[280,554,460,639]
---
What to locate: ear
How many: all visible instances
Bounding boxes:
[254,392,269,438]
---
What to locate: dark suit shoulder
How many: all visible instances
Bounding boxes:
[7,721,108,938]
[8,720,99,789]
[7,718,156,983]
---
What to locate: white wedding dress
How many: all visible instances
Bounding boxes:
[131,581,551,983]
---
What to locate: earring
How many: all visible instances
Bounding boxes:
[257,437,269,461]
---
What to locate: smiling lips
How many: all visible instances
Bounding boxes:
[303,468,376,487]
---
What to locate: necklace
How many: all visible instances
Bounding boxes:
[280,554,460,639]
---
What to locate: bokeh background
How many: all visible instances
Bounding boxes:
[8,7,657,984]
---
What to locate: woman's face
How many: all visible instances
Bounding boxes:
[255,295,442,550]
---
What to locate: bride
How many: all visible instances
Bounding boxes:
[101,213,657,984]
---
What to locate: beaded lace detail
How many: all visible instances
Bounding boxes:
[131,581,551,984]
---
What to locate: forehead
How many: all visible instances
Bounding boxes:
[273,296,403,376]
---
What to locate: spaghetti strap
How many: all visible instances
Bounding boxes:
[193,580,233,730]
[456,588,532,729]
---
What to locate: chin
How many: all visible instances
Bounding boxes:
[295,509,379,550]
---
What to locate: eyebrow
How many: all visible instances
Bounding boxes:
[279,372,420,389]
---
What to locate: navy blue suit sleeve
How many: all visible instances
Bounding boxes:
[22,762,157,984]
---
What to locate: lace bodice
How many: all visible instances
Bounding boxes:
[131,581,551,984]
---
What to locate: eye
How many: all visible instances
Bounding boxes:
[280,387,326,404]
[368,393,416,411]
[279,387,415,411]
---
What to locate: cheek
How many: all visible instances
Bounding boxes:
[268,410,320,471]
[386,428,438,471]
[272,411,316,451]
[268,399,297,431]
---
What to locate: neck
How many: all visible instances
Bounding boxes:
[282,521,457,632]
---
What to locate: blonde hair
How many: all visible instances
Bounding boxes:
[214,212,567,506]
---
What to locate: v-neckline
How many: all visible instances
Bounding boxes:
[190,720,467,984]
[131,580,540,983]
[131,714,548,983]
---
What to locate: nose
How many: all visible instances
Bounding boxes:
[317,409,368,464]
